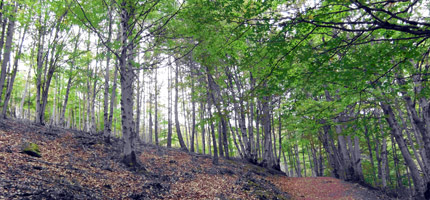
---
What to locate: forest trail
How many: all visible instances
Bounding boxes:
[0,119,391,199]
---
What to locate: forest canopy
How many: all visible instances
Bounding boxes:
[0,0,429,198]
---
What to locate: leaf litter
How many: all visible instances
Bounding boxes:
[0,119,391,199]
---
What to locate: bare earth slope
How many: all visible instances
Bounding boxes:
[0,119,392,199]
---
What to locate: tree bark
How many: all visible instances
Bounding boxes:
[191,68,196,152]
[0,3,15,107]
[167,61,172,147]
[207,93,218,165]
[154,67,159,145]
[0,3,17,108]
[175,60,187,150]
[380,102,424,197]
[2,21,26,118]
[261,93,275,168]
[103,3,113,143]
[118,2,137,167]
[200,101,206,154]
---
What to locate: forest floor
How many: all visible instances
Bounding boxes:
[0,118,394,199]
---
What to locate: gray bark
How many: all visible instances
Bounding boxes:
[261,93,275,168]
[154,68,159,145]
[103,3,113,143]
[167,63,172,147]
[200,101,206,154]
[207,93,218,165]
[2,21,26,118]
[0,4,16,106]
[175,60,187,150]
[380,102,424,197]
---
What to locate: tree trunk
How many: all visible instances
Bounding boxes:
[380,102,424,197]
[19,68,31,119]
[167,62,172,147]
[119,2,137,167]
[0,4,16,106]
[191,70,196,152]
[207,94,218,165]
[2,21,26,118]
[282,150,289,176]
[261,93,275,168]
[154,68,159,146]
[218,121,224,157]
[108,64,118,136]
[364,117,377,185]
[103,3,113,143]
[135,72,141,139]
[175,60,187,150]
[200,101,206,154]
[149,88,153,144]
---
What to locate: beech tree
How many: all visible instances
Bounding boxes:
[1,0,429,198]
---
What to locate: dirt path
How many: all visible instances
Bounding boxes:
[270,176,392,200]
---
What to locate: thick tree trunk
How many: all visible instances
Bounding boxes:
[261,93,275,168]
[353,136,364,182]
[118,2,137,167]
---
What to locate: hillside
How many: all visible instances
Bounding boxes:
[0,119,391,200]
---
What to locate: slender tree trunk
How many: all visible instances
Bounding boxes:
[0,4,16,106]
[380,102,424,197]
[200,101,206,154]
[135,72,141,139]
[175,60,187,150]
[282,151,289,176]
[207,94,218,165]
[154,68,159,145]
[19,68,31,119]
[191,71,196,152]
[103,3,113,142]
[2,22,26,118]
[167,62,172,147]
[149,89,153,144]
[59,76,72,126]
[295,144,302,177]
[108,64,118,136]
[364,117,377,185]
[90,42,99,134]
[0,3,6,63]
[218,121,224,157]
[256,104,261,159]
[302,148,307,177]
